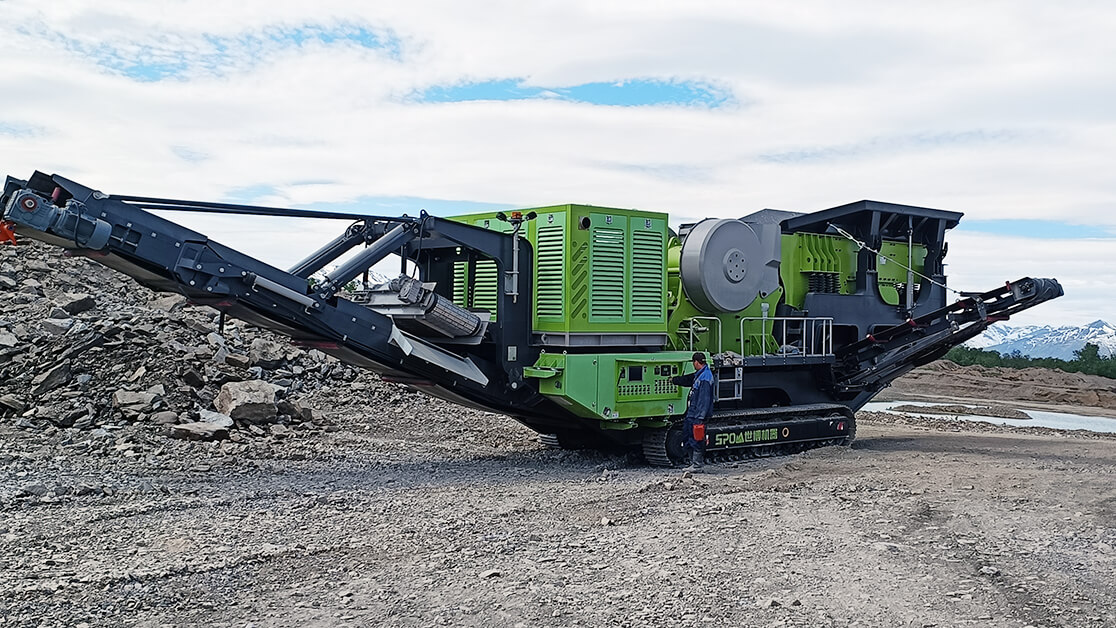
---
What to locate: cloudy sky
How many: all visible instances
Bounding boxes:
[1,1,1113,326]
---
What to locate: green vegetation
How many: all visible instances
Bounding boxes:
[944,343,1116,379]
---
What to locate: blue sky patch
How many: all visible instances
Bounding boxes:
[416,78,732,108]
[222,185,513,217]
[0,122,43,138]
[956,219,1114,239]
[38,23,400,83]
[171,145,210,163]
[224,184,281,204]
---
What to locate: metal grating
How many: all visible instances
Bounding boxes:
[630,229,664,321]
[535,225,565,318]
[590,227,625,320]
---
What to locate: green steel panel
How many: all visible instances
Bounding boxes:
[526,351,692,423]
[630,220,666,323]
[452,205,669,337]
[779,232,856,308]
[535,215,566,321]
[877,241,927,305]
[589,214,627,322]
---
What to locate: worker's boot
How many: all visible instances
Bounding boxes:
[684,449,705,473]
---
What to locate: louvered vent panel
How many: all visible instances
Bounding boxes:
[472,260,499,320]
[590,227,625,320]
[535,225,565,318]
[630,229,665,321]
[452,259,466,307]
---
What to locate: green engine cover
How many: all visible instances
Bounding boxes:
[452,205,669,338]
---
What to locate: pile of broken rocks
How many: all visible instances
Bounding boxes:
[0,239,365,449]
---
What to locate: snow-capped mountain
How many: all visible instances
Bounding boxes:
[966,320,1116,360]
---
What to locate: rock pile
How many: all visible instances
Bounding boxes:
[0,240,362,442]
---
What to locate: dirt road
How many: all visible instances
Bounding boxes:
[3,407,1115,628]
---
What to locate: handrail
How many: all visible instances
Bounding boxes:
[739,316,834,357]
[683,317,722,354]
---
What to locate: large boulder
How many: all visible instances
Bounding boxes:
[214,380,281,422]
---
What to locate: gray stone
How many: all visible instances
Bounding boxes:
[149,294,186,312]
[186,319,215,334]
[112,390,157,411]
[277,399,315,422]
[0,394,26,412]
[269,423,291,438]
[0,275,16,290]
[211,346,229,364]
[206,332,226,347]
[49,307,70,319]
[58,293,96,314]
[167,421,229,441]
[182,368,206,388]
[151,411,180,425]
[199,409,235,429]
[31,361,72,396]
[42,318,74,335]
[214,380,280,422]
[225,353,251,369]
[249,338,286,369]
[0,332,15,348]
[18,483,50,497]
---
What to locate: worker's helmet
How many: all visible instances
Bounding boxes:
[691,352,706,365]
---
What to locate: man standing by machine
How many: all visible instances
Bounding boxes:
[672,352,714,471]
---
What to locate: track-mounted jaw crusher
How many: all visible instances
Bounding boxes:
[1,171,1063,465]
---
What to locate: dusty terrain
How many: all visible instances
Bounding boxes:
[3,408,1116,628]
[2,240,1116,627]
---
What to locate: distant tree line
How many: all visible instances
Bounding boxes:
[944,343,1116,379]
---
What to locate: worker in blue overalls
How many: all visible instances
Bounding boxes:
[671,351,714,471]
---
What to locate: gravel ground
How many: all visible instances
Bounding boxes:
[2,405,1115,628]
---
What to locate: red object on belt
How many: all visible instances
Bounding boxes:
[0,221,17,245]
[692,423,705,442]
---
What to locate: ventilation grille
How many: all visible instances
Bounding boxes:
[472,260,499,320]
[452,259,466,306]
[630,229,664,321]
[590,227,625,320]
[535,225,565,318]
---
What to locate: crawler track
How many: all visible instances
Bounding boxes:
[642,403,855,467]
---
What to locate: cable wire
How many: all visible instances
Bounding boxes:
[827,222,962,296]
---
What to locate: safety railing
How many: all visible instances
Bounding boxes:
[740,316,834,358]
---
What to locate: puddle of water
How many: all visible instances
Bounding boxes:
[860,400,1116,434]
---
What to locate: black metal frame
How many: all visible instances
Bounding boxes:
[2,172,551,420]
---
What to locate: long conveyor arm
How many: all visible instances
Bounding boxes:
[1,171,542,416]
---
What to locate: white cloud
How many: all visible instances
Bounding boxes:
[1,0,1113,325]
